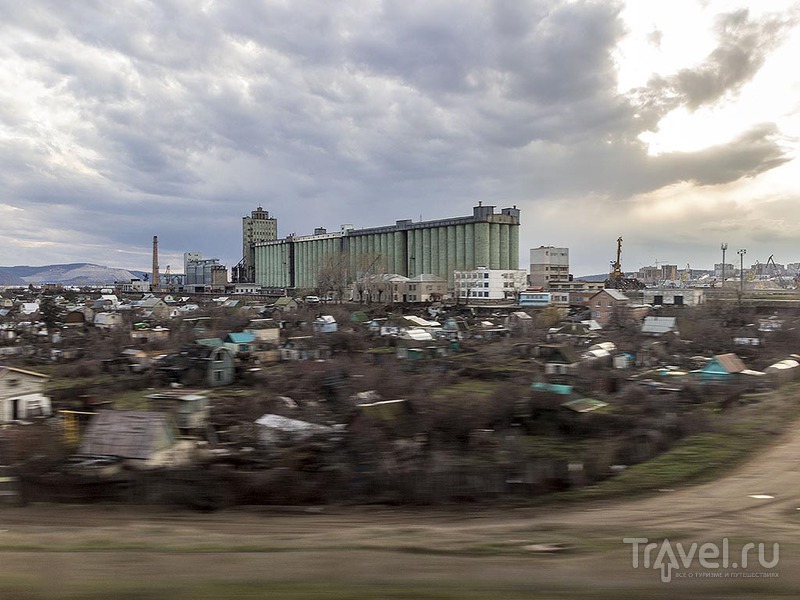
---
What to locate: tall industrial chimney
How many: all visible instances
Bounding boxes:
[152,235,160,290]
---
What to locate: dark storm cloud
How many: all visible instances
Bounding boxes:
[0,1,796,270]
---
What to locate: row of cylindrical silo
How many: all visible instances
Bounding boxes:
[254,243,291,288]
[402,222,517,284]
[254,220,519,289]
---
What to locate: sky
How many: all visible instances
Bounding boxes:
[2,0,800,277]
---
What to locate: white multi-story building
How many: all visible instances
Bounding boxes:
[454,267,527,301]
[530,246,569,289]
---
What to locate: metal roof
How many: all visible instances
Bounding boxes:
[561,398,609,413]
[78,411,173,460]
[226,332,256,344]
[408,273,446,282]
[641,316,678,335]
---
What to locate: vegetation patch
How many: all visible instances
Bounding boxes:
[564,384,800,501]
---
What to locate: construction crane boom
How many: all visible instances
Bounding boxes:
[604,236,644,290]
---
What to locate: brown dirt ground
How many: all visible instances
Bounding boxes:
[1,418,799,598]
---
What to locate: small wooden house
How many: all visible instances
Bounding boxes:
[0,366,51,423]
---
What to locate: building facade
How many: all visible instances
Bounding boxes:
[529,246,569,289]
[588,289,629,325]
[236,207,278,283]
[637,264,679,285]
[253,204,521,290]
[454,267,527,301]
[642,288,705,307]
[518,291,570,307]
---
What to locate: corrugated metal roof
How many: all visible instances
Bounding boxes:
[401,328,434,341]
[403,316,439,327]
[561,398,608,413]
[226,332,255,344]
[766,359,800,371]
[78,411,173,460]
[256,414,328,431]
[642,316,678,335]
[531,382,573,396]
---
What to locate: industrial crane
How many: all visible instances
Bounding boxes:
[604,236,644,290]
[766,255,792,289]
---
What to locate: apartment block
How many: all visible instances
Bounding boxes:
[530,246,569,289]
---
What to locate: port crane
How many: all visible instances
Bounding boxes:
[604,236,644,290]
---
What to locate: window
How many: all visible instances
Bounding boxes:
[484,273,489,279]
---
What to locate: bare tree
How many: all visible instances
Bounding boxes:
[316,252,350,303]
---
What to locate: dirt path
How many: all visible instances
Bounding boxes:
[1,420,799,597]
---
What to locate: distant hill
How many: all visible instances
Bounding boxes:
[0,263,147,286]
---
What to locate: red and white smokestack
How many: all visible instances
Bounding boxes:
[152,235,160,289]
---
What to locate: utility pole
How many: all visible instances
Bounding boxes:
[737,248,746,292]
[721,243,728,288]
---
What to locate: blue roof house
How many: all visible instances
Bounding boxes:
[224,332,256,355]
[697,353,747,383]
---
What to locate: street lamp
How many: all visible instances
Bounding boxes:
[721,243,728,288]
[737,249,746,292]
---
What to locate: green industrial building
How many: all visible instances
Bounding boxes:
[253,203,521,290]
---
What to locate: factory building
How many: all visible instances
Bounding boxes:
[183,252,202,277]
[252,204,521,290]
[184,253,228,289]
